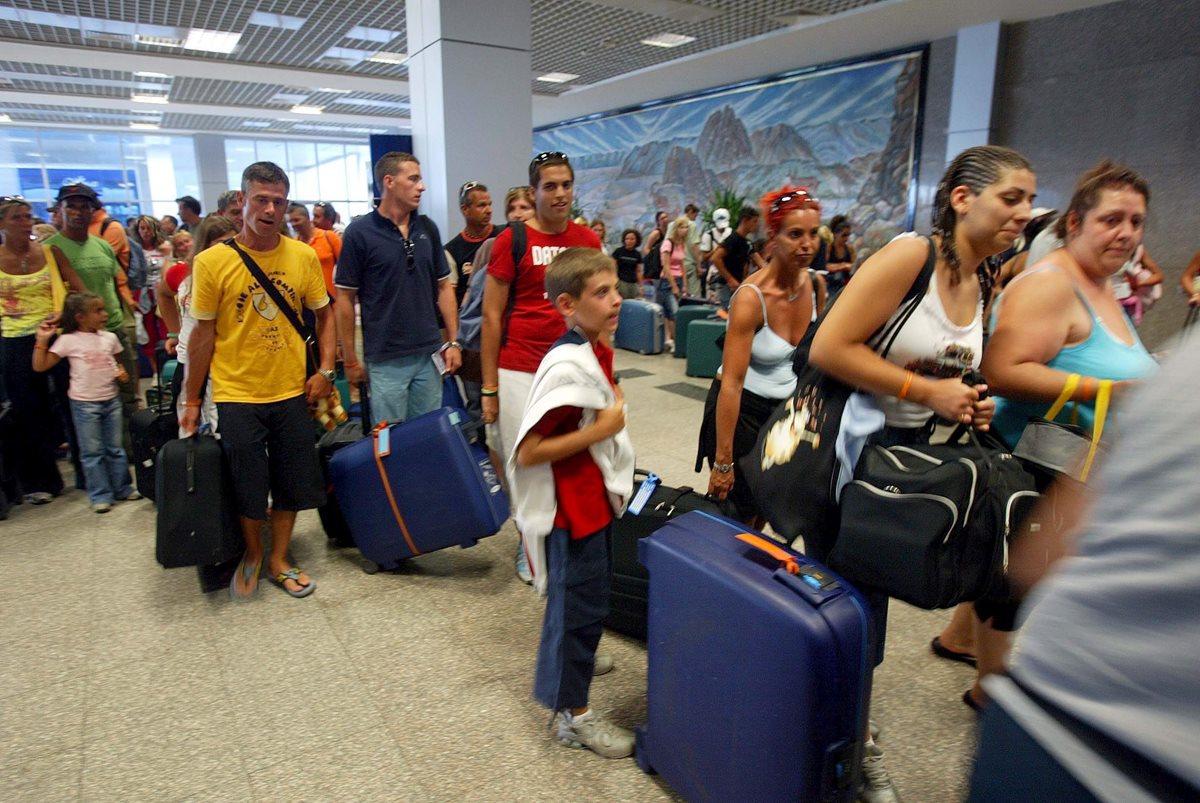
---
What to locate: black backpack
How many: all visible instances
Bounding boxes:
[643,232,664,280]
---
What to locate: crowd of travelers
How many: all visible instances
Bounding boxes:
[1,142,1196,802]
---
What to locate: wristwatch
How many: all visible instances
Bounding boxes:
[714,462,733,473]
[442,340,463,351]
[318,368,336,383]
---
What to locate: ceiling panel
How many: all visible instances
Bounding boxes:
[0,0,891,132]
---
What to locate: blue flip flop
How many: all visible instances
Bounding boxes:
[270,568,315,598]
[229,554,262,601]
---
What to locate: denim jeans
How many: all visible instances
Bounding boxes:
[367,352,441,427]
[533,525,613,711]
[70,397,133,504]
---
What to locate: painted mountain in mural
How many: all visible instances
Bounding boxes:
[535,53,922,249]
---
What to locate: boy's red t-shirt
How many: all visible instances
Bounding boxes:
[529,337,617,539]
[487,221,601,374]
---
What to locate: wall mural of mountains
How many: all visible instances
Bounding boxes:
[534,51,923,257]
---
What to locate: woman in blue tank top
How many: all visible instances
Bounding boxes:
[696,186,826,526]
[984,161,1159,450]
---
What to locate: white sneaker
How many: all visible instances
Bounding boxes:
[593,651,614,676]
[556,709,634,759]
[515,545,533,584]
[859,742,902,803]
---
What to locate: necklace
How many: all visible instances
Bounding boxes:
[3,240,32,273]
[785,271,809,302]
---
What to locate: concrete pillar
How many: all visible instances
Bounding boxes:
[406,0,532,233]
[945,21,1002,163]
[194,134,229,213]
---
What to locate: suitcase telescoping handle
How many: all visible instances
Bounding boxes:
[735,533,843,606]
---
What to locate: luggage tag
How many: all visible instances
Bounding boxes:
[627,472,659,515]
[375,426,391,458]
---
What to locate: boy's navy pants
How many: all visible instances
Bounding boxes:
[533,524,612,711]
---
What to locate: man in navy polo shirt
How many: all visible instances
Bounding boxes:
[334,152,461,425]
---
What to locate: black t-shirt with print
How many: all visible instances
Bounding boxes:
[612,246,642,284]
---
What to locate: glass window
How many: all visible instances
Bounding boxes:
[315,142,349,205]
[0,126,372,223]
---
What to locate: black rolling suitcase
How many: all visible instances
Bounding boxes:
[316,383,369,547]
[606,469,729,638]
[130,354,178,504]
[155,433,242,569]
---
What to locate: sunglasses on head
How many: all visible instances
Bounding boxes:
[530,151,569,166]
[0,195,28,205]
[770,190,818,213]
[458,181,484,205]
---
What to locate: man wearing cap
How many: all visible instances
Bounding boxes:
[47,184,139,451]
[700,207,733,301]
[445,182,505,307]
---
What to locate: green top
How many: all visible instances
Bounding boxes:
[46,233,124,330]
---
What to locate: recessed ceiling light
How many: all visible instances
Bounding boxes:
[366,51,408,65]
[329,97,410,110]
[271,92,310,105]
[242,121,273,128]
[130,122,160,130]
[316,87,353,94]
[183,28,242,54]
[640,32,696,48]
[248,11,306,30]
[346,26,403,43]
[536,72,580,83]
[322,46,373,63]
[290,105,324,115]
[131,93,170,104]
[0,114,11,123]
[135,35,185,48]
[134,71,171,79]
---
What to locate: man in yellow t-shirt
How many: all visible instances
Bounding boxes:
[183,161,336,601]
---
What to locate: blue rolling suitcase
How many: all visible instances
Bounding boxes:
[615,298,665,354]
[327,407,508,572]
[637,511,870,802]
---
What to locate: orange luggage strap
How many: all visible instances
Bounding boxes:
[736,532,801,575]
[372,423,421,557]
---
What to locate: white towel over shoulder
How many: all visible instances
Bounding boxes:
[508,333,635,596]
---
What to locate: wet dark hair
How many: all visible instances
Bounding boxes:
[932,145,1033,288]
[61,292,103,334]
[737,205,761,226]
[620,227,641,248]
[830,214,851,235]
[1055,160,1150,240]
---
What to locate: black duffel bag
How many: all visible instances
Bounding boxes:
[828,429,1039,610]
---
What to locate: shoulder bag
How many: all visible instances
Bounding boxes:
[1012,373,1112,483]
[740,236,937,552]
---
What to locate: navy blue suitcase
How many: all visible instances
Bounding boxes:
[636,511,870,802]
[615,298,665,354]
[327,407,508,572]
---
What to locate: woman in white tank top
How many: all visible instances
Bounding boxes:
[696,186,827,526]
[808,145,1037,797]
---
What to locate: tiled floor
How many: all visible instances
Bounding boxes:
[1,348,981,802]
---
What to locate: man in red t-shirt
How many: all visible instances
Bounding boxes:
[480,152,600,583]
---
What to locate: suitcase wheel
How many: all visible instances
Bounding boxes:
[361,559,380,575]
